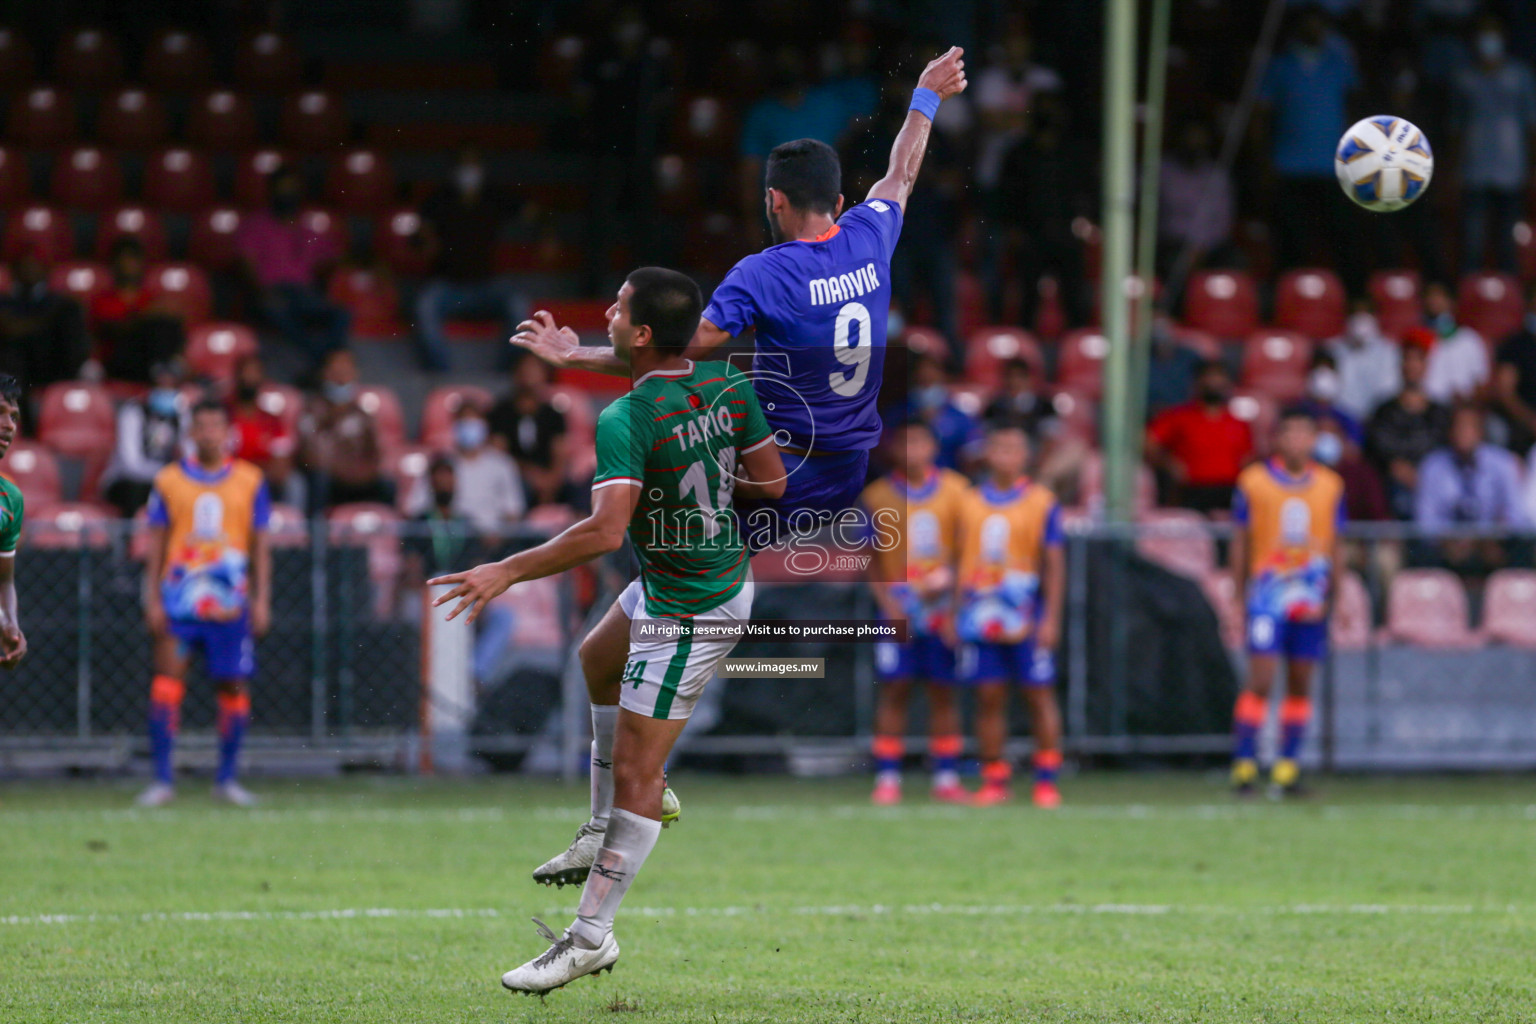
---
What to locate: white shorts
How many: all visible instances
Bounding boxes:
[617,578,754,721]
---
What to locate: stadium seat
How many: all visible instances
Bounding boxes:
[1228,389,1278,454]
[1480,569,1536,648]
[0,441,63,507]
[49,260,111,309]
[355,385,407,455]
[145,263,213,325]
[1051,390,1098,444]
[97,87,168,148]
[235,30,301,90]
[266,502,310,548]
[2,204,74,263]
[0,26,36,87]
[1456,272,1523,344]
[185,323,258,386]
[505,575,567,651]
[1239,330,1312,403]
[8,86,75,146]
[37,382,114,495]
[420,385,494,449]
[188,206,244,269]
[899,326,950,365]
[26,502,112,549]
[188,90,258,150]
[233,148,289,207]
[55,27,121,88]
[326,503,402,618]
[49,146,123,210]
[280,90,348,150]
[523,504,579,534]
[1199,571,1244,650]
[1368,269,1422,340]
[1166,321,1220,359]
[327,267,400,336]
[391,446,433,513]
[95,206,167,262]
[548,386,597,481]
[965,327,1045,389]
[143,148,215,211]
[375,207,429,275]
[1330,570,1372,651]
[326,148,394,212]
[299,207,347,261]
[1056,328,1109,400]
[1136,508,1215,579]
[1078,452,1155,514]
[1275,268,1346,339]
[1183,270,1259,338]
[1381,569,1477,648]
[255,383,304,435]
[671,94,738,156]
[0,146,28,206]
[143,29,213,89]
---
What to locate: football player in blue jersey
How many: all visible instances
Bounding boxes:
[512,47,968,889]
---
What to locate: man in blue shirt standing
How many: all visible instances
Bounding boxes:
[1454,16,1536,275]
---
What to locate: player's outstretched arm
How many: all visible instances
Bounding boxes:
[0,553,24,669]
[511,311,631,377]
[430,482,639,623]
[730,437,787,500]
[866,46,968,213]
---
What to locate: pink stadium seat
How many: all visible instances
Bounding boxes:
[1240,330,1313,403]
[900,326,951,366]
[9,86,74,146]
[1199,571,1244,650]
[97,88,168,148]
[188,91,258,150]
[1275,268,1346,339]
[265,502,310,548]
[95,206,167,262]
[375,207,429,275]
[327,503,402,617]
[523,504,579,534]
[49,146,123,210]
[235,31,301,90]
[326,267,400,336]
[548,386,597,481]
[37,382,114,496]
[1330,570,1372,651]
[1051,390,1098,444]
[1136,508,1215,579]
[0,26,36,87]
[0,442,63,507]
[255,383,304,436]
[965,327,1045,389]
[233,148,289,207]
[420,385,494,449]
[26,502,112,549]
[1480,569,1536,648]
[143,29,213,89]
[143,148,215,211]
[391,446,434,513]
[145,263,213,325]
[504,575,567,650]
[186,323,258,386]
[1166,322,1220,359]
[188,206,245,269]
[0,146,28,206]
[1381,569,1477,648]
[326,149,394,212]
[355,385,406,455]
[1078,452,1155,514]
[1056,328,1109,400]
[1456,272,1522,344]
[1228,389,1278,454]
[280,90,348,150]
[1183,269,1259,338]
[2,204,74,263]
[55,27,121,88]
[50,261,111,309]
[1368,269,1422,340]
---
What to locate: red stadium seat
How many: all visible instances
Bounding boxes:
[1368,269,1422,340]
[326,148,394,212]
[1381,569,1477,648]
[97,87,168,148]
[326,267,400,336]
[95,205,167,261]
[374,207,429,275]
[143,29,213,89]
[0,146,28,206]
[0,266,10,292]
[671,95,738,156]
[233,148,289,208]
[299,207,347,262]
[901,326,951,365]
[2,204,74,263]
[964,327,1045,389]
[1199,571,1244,650]
[26,502,112,549]
[1228,390,1278,455]
[235,30,301,90]
[1456,272,1523,344]
[1050,389,1098,444]
[280,90,348,151]
[0,442,63,508]
[9,86,76,146]
[390,445,434,513]
[420,385,494,449]
[255,383,304,435]
[1166,321,1221,359]
[143,148,215,211]
[188,206,244,270]
[1183,269,1259,338]
[355,385,406,455]
[49,146,123,210]
[188,90,258,150]
[37,382,114,495]
[0,26,36,87]
[1056,328,1109,400]
[326,503,402,617]
[55,27,121,88]
[1480,569,1536,648]
[1136,508,1215,579]
[504,575,567,650]
[265,502,310,548]
[1330,570,1372,651]
[50,260,111,309]
[1274,268,1346,339]
[145,263,213,325]
[1239,330,1312,403]
[548,385,596,474]
[185,323,258,386]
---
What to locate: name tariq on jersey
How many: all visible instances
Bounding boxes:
[808,262,881,306]
[668,405,738,452]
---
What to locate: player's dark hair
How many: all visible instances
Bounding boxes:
[1194,358,1229,379]
[986,417,1032,440]
[765,138,842,215]
[625,267,702,355]
[0,375,20,408]
[1278,404,1318,426]
[191,398,227,420]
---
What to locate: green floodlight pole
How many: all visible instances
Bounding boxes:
[1100,0,1138,523]
[1130,0,1173,484]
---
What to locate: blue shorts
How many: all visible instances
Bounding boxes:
[875,635,956,683]
[740,449,870,551]
[1246,613,1327,662]
[958,641,1056,688]
[169,616,256,680]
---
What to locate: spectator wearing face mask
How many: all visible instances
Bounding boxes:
[1327,307,1401,421]
[299,349,390,511]
[410,401,525,535]
[1315,412,1388,522]
[1366,336,1453,520]
[100,362,189,517]
[900,352,981,471]
[1414,403,1528,577]
[1144,318,1206,419]
[1297,354,1364,446]
[1420,281,1490,403]
[1145,360,1253,514]
[1453,15,1536,275]
[227,355,299,507]
[1492,288,1536,454]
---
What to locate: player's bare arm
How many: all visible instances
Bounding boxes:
[0,553,26,669]
[1230,525,1249,605]
[867,46,968,213]
[250,528,272,638]
[729,437,787,501]
[1036,542,1066,652]
[513,311,734,376]
[143,523,168,637]
[430,481,640,624]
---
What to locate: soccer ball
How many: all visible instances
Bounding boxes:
[1334,115,1433,212]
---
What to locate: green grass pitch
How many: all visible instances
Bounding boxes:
[2,773,1534,1022]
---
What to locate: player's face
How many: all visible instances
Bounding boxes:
[902,426,937,478]
[0,398,17,458]
[190,410,229,461]
[1276,418,1316,464]
[608,283,639,359]
[985,429,1029,481]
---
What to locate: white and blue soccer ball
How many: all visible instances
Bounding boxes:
[1334,115,1434,212]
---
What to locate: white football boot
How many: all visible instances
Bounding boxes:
[212,782,258,807]
[135,783,176,807]
[532,821,605,888]
[501,917,618,995]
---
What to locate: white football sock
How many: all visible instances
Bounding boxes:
[589,704,619,829]
[571,807,660,948]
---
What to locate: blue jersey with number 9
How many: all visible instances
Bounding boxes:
[701,199,902,453]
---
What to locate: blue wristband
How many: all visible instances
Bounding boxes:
[909,87,941,121]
